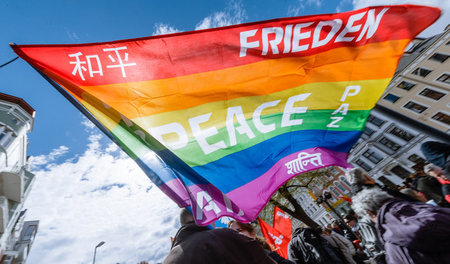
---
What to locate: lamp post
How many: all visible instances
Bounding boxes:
[92,241,105,264]
[316,191,357,238]
[316,191,343,222]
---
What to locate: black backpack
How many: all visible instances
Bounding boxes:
[291,228,343,264]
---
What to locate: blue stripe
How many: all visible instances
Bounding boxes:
[190,130,361,192]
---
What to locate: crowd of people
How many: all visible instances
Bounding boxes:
[163,141,450,264]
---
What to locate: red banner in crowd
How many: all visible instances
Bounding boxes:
[258,217,290,259]
[273,206,292,239]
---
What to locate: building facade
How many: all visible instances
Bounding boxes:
[0,93,38,264]
[293,167,353,227]
[348,25,450,186]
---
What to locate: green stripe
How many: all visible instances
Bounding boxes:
[172,109,371,167]
[110,120,166,160]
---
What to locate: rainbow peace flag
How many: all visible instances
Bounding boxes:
[12,5,440,225]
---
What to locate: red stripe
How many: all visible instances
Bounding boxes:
[12,5,440,86]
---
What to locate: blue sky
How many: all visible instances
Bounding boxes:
[0,0,448,263]
[0,0,354,158]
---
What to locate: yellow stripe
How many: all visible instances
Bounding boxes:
[132,78,390,139]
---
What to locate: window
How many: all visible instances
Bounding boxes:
[397,81,415,91]
[390,165,410,179]
[408,154,425,164]
[362,127,376,137]
[355,159,372,171]
[388,126,414,141]
[403,101,428,113]
[340,176,351,187]
[378,176,397,189]
[412,67,432,77]
[428,53,449,63]
[367,115,385,127]
[22,225,37,241]
[0,125,15,148]
[379,137,401,151]
[384,93,400,103]
[330,167,340,175]
[335,182,347,192]
[329,186,340,197]
[436,73,450,84]
[432,112,450,126]
[363,149,383,164]
[0,126,6,141]
[419,88,445,101]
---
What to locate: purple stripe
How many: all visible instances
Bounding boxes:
[226,148,351,220]
[158,179,190,207]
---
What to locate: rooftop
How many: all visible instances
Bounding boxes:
[0,92,35,116]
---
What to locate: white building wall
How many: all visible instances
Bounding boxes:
[0,94,37,263]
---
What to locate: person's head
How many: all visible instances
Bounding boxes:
[343,214,357,228]
[351,187,393,222]
[179,208,195,226]
[322,227,331,235]
[424,163,443,178]
[400,188,428,202]
[331,220,340,229]
[228,220,256,238]
[346,168,376,185]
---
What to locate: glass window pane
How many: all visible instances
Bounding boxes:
[403,101,428,113]
[397,81,416,90]
[384,93,400,103]
[388,126,414,141]
[428,53,449,63]
[379,137,401,151]
[411,67,432,77]
[436,74,450,84]
[432,112,450,126]
[419,88,445,100]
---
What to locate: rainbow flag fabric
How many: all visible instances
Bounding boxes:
[12,5,440,225]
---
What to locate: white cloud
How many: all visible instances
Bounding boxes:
[153,23,180,36]
[352,0,450,37]
[336,0,352,12]
[64,27,80,41]
[24,132,180,264]
[29,145,69,169]
[81,117,95,130]
[287,0,322,17]
[287,5,305,17]
[195,1,247,30]
[308,0,323,8]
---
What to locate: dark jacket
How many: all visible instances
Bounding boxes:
[288,227,343,264]
[416,176,445,204]
[377,199,450,264]
[163,223,276,264]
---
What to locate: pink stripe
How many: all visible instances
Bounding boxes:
[158,147,351,225]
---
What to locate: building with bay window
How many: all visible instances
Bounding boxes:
[0,92,38,264]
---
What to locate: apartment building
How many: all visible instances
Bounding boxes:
[0,93,38,264]
[293,167,353,227]
[348,25,450,186]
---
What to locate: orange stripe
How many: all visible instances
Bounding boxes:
[79,39,408,119]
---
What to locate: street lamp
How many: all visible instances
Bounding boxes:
[316,191,340,221]
[92,241,105,264]
[316,191,357,237]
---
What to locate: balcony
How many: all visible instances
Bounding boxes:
[0,171,23,203]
